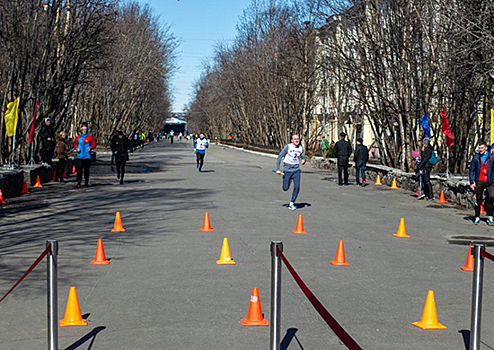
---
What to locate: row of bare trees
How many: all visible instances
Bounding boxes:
[187,0,320,150]
[0,0,177,165]
[188,0,494,172]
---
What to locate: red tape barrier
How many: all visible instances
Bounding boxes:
[481,249,494,262]
[0,247,50,303]
[277,248,363,350]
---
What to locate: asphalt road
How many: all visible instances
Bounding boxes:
[0,140,493,350]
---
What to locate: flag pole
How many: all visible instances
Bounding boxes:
[447,146,450,178]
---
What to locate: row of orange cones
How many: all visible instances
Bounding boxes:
[59,211,126,327]
[201,211,450,329]
[375,175,451,204]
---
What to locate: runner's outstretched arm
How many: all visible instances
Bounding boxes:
[276,145,288,173]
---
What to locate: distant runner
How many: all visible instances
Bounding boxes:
[276,134,306,210]
[193,132,209,172]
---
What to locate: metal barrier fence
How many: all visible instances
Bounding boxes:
[0,240,58,350]
[270,241,362,350]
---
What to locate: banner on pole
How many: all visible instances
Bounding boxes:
[4,97,20,137]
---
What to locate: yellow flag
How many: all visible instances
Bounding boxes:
[492,108,494,147]
[4,97,20,137]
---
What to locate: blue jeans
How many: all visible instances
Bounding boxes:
[356,163,366,184]
[283,170,301,203]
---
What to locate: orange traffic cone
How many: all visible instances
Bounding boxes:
[72,164,77,174]
[412,290,447,330]
[330,240,351,266]
[199,212,214,232]
[52,171,57,182]
[21,181,30,194]
[436,191,448,204]
[216,238,236,265]
[415,187,421,197]
[34,175,42,188]
[241,287,269,326]
[60,287,88,327]
[292,214,307,235]
[460,246,474,272]
[0,190,6,205]
[375,175,382,185]
[390,178,398,189]
[393,218,410,238]
[111,211,126,232]
[91,239,110,265]
[481,203,487,215]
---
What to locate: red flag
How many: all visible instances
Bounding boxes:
[441,107,454,147]
[28,100,38,145]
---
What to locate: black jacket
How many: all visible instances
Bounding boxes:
[39,123,55,152]
[416,145,433,171]
[334,139,353,166]
[354,144,369,164]
[111,136,130,162]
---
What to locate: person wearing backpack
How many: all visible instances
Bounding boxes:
[415,138,435,200]
[469,142,494,225]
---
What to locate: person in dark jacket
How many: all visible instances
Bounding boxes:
[415,138,434,200]
[354,137,369,186]
[111,131,131,184]
[55,132,68,182]
[469,142,494,225]
[333,132,353,186]
[39,118,55,165]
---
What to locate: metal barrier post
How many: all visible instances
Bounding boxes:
[46,240,58,350]
[270,241,283,350]
[470,244,485,350]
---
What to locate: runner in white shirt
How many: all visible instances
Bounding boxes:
[276,134,306,210]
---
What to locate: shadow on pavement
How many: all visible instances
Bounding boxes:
[64,326,106,350]
[459,329,470,350]
[281,328,305,350]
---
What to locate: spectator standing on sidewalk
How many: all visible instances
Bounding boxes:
[74,122,96,188]
[412,150,423,197]
[354,137,369,186]
[415,138,434,200]
[469,142,494,225]
[333,132,352,186]
[40,117,55,165]
[55,132,68,182]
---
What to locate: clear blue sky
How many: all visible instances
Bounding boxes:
[139,0,252,112]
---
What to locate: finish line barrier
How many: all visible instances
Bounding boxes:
[270,241,363,350]
[0,240,58,350]
[470,244,494,350]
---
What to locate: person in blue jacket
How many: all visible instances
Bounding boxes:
[469,142,494,225]
[73,122,96,188]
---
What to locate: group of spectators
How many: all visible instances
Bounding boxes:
[39,118,164,188]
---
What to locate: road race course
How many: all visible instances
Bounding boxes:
[0,140,493,349]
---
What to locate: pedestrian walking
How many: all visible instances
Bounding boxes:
[55,132,68,182]
[39,117,55,165]
[321,136,330,158]
[110,131,119,166]
[354,137,369,186]
[74,122,96,188]
[276,134,306,210]
[415,138,435,200]
[193,132,209,172]
[111,131,131,184]
[333,132,352,186]
[169,130,174,144]
[469,142,494,225]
